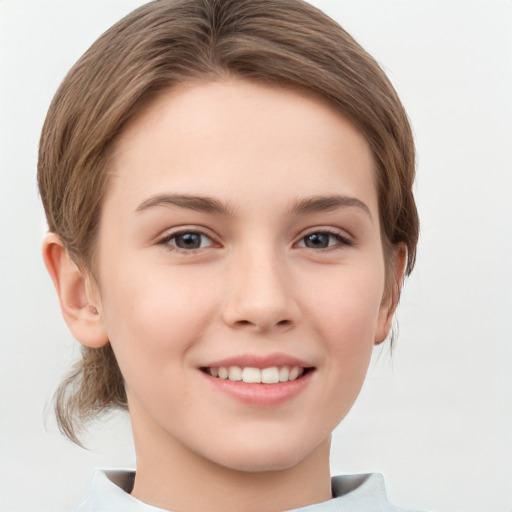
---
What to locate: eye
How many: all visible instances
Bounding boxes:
[297,230,352,249]
[158,230,215,251]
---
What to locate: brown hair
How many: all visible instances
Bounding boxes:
[38,0,418,444]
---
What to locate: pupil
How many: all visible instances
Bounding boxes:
[305,233,328,248]
[177,233,200,249]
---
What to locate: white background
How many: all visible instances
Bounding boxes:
[1,1,511,511]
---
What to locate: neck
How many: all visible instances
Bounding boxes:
[130,421,332,512]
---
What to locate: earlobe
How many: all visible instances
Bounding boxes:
[42,233,109,348]
[375,244,407,345]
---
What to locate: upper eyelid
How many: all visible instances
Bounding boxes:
[297,226,352,240]
[154,225,353,245]
[294,227,354,248]
[156,229,219,253]
[156,226,217,242]
[301,227,345,235]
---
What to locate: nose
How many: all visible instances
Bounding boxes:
[221,247,301,333]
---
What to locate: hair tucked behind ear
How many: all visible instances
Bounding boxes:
[40,0,418,443]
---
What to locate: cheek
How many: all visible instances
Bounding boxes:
[99,265,218,365]
[306,262,385,339]
[298,268,384,444]
[305,261,385,390]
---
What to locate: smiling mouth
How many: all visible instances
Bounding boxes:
[201,365,313,384]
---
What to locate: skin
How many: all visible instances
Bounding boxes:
[44,79,404,512]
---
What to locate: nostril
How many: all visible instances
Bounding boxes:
[233,318,292,329]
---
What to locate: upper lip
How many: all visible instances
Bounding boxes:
[202,353,314,369]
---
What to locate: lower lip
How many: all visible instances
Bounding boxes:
[201,370,313,406]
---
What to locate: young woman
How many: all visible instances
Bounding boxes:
[38,0,421,510]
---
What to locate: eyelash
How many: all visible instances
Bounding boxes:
[296,229,353,250]
[157,228,353,253]
[157,229,217,252]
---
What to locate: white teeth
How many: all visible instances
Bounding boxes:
[242,367,261,383]
[208,365,304,384]
[261,367,279,384]
[279,366,290,382]
[228,366,242,381]
[289,366,300,381]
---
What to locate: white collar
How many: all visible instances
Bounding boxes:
[75,469,421,512]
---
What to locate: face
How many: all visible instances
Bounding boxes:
[91,79,394,473]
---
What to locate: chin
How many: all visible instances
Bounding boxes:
[211,438,323,474]
[224,456,300,474]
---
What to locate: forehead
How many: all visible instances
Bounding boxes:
[108,79,377,215]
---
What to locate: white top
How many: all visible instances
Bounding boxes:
[74,469,426,511]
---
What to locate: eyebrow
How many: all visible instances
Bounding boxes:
[136,193,236,216]
[289,195,372,220]
[136,192,371,220]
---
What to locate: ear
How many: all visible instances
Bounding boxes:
[42,233,109,348]
[375,244,407,344]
